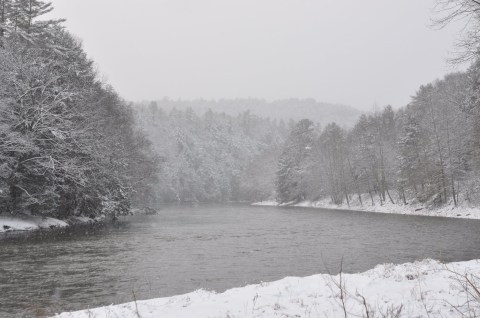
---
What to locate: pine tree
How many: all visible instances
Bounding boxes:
[0,0,63,41]
[276,119,314,203]
[15,0,52,33]
[0,0,10,37]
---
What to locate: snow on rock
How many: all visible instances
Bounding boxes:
[254,196,480,220]
[53,259,480,318]
[0,215,68,233]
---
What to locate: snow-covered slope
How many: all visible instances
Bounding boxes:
[253,196,480,220]
[53,259,480,318]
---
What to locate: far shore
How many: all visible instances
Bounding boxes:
[252,196,480,220]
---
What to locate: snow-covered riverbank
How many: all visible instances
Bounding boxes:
[0,215,104,233]
[53,259,480,318]
[253,197,480,220]
[0,215,68,233]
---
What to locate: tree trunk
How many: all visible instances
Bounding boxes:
[0,0,5,38]
[347,157,362,207]
[451,177,457,206]
[386,188,395,204]
[367,179,375,206]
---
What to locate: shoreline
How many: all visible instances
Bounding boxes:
[0,214,108,236]
[53,258,480,318]
[252,197,480,220]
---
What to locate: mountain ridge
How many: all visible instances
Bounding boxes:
[137,98,363,127]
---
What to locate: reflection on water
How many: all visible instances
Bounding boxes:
[1,204,480,317]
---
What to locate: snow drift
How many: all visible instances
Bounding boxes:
[53,259,480,318]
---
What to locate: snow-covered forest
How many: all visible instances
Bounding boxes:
[135,104,288,203]
[275,68,480,208]
[0,0,159,220]
[131,2,480,211]
[138,98,361,127]
[2,0,480,222]
[136,68,480,210]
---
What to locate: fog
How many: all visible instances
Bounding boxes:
[49,0,463,110]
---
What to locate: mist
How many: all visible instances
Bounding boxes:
[49,0,463,110]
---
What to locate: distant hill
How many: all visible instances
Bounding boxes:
[138,98,362,127]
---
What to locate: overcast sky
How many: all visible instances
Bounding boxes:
[49,0,464,111]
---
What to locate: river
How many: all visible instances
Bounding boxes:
[1,204,480,317]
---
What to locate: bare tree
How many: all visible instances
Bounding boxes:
[434,0,480,63]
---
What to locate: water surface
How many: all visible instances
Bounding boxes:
[1,204,480,317]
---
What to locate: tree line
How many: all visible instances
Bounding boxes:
[276,69,480,207]
[0,1,159,219]
[135,103,288,203]
[145,97,360,128]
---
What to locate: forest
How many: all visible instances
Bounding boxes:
[140,98,361,127]
[1,0,480,220]
[135,104,288,203]
[0,0,158,219]
[275,69,480,207]
[137,62,480,210]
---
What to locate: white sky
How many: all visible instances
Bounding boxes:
[49,0,465,111]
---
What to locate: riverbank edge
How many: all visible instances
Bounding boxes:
[0,214,108,235]
[53,258,480,318]
[252,197,480,220]
[0,204,164,235]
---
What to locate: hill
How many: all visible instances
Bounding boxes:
[139,98,362,127]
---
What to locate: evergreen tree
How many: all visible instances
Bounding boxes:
[275,119,314,203]
[0,0,10,38]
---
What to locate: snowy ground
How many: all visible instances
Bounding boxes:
[0,214,104,233]
[253,195,480,220]
[53,259,480,318]
[0,215,68,233]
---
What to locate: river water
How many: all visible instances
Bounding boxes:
[1,204,480,317]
